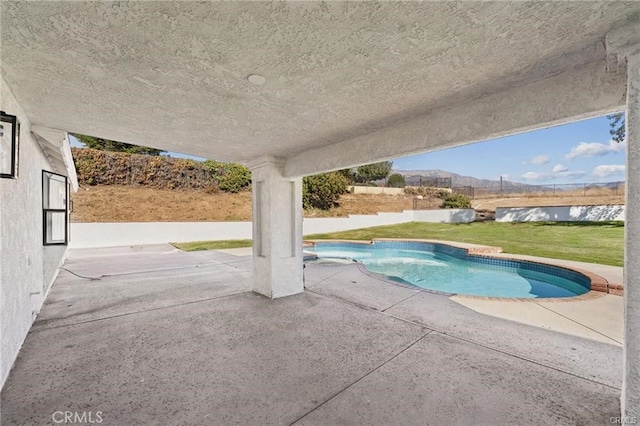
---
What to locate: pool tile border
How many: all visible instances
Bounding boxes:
[303,238,621,300]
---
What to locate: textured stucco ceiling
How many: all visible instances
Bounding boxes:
[1,1,638,166]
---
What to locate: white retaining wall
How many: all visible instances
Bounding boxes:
[69,209,475,248]
[70,222,253,248]
[496,205,625,222]
[348,186,405,195]
[413,209,476,223]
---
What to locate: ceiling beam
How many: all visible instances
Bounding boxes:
[283,60,626,178]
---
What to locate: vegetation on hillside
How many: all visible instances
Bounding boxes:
[336,161,394,184]
[203,160,251,193]
[303,172,349,210]
[387,173,405,188]
[441,193,472,209]
[73,148,354,210]
[73,148,217,190]
[73,148,253,194]
[73,148,402,210]
[355,161,393,183]
[73,134,165,156]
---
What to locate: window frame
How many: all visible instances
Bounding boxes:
[42,170,69,246]
[0,110,20,179]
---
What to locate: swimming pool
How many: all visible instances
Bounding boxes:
[304,241,591,298]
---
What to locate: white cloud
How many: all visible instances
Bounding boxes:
[565,140,625,160]
[521,172,548,181]
[556,170,586,179]
[522,155,550,165]
[552,164,568,173]
[593,164,625,178]
[522,167,585,181]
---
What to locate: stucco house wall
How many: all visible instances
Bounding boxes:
[0,79,70,387]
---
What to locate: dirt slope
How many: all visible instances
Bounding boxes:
[71,185,625,223]
[71,186,414,222]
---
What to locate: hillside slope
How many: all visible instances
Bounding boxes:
[71,186,415,222]
[71,185,624,223]
[69,150,624,223]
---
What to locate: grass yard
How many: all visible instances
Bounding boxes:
[172,239,252,251]
[307,221,624,267]
[174,221,624,267]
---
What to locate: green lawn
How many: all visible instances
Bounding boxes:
[173,221,624,267]
[307,221,624,267]
[172,239,252,251]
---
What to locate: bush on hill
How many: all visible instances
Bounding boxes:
[441,193,472,209]
[387,173,406,188]
[204,160,251,193]
[303,172,349,210]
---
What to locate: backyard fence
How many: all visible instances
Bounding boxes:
[403,176,452,188]
[452,186,475,199]
[409,181,624,207]
[356,175,624,204]
[472,181,625,200]
[412,197,442,210]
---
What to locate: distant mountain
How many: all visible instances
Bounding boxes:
[392,169,624,195]
[395,169,526,191]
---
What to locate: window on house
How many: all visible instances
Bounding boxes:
[0,111,19,179]
[42,171,69,245]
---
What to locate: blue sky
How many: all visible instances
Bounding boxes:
[71,113,625,184]
[394,114,625,184]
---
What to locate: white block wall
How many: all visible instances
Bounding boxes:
[347,186,405,195]
[70,222,253,248]
[413,209,476,223]
[496,205,625,222]
[69,209,475,249]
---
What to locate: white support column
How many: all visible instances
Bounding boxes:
[248,156,304,299]
[607,21,640,418]
[624,49,640,419]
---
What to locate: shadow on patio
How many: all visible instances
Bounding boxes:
[1,244,622,425]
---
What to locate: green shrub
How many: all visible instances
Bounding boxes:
[387,173,405,188]
[303,172,349,210]
[204,160,252,193]
[404,186,449,198]
[354,161,393,183]
[337,168,356,184]
[441,193,472,209]
[72,148,215,190]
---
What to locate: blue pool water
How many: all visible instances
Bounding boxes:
[305,241,590,298]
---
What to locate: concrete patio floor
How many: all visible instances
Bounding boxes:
[1,244,623,425]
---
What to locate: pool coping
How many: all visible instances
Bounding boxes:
[303,238,620,301]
